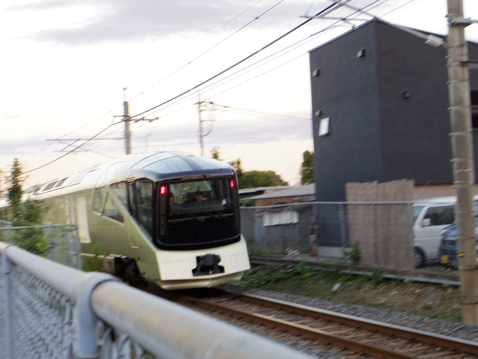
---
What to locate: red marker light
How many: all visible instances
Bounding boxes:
[160,186,168,195]
[230,179,236,189]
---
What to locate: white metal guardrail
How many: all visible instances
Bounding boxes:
[0,241,314,359]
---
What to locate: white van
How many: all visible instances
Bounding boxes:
[412,197,456,267]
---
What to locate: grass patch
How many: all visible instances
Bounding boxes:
[238,264,463,323]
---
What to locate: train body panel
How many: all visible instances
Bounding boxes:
[0,151,250,289]
[155,237,249,280]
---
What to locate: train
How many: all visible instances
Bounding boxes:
[0,151,251,290]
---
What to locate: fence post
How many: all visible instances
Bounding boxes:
[73,272,120,359]
[408,203,415,266]
[338,203,347,248]
[2,245,14,359]
[371,203,377,267]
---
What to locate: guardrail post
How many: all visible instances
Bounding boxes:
[2,245,14,359]
[73,272,120,359]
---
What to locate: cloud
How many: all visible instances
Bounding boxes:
[13,0,310,45]
[132,111,312,151]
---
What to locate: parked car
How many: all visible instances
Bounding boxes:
[412,197,478,268]
[439,217,478,267]
[412,198,456,268]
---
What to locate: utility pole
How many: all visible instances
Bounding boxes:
[446,0,478,325]
[120,88,158,155]
[196,90,217,157]
[197,91,205,156]
[123,96,132,155]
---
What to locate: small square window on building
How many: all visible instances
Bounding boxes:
[318,117,330,136]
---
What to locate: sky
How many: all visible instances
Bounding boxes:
[1,0,478,190]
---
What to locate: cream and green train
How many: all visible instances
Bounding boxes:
[0,152,250,290]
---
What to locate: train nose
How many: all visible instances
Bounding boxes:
[192,254,225,276]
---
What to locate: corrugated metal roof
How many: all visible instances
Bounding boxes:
[249,184,315,200]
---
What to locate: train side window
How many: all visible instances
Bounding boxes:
[92,188,104,213]
[135,179,154,237]
[103,193,124,223]
[128,182,137,216]
[111,182,128,209]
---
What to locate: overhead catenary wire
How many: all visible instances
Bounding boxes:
[128,0,281,103]
[23,119,123,174]
[9,2,270,163]
[11,0,280,169]
[130,0,385,121]
[21,0,399,174]
[22,2,341,170]
[124,2,340,122]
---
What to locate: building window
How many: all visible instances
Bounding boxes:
[471,90,478,130]
[318,117,330,136]
[264,210,299,226]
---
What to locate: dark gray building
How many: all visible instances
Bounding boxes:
[309,19,478,202]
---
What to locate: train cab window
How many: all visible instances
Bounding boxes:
[134,180,154,237]
[159,177,240,249]
[103,194,124,223]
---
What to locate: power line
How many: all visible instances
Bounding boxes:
[128,0,272,103]
[134,1,385,120]
[58,2,342,159]
[111,1,389,123]
[125,2,339,122]
[20,1,274,167]
[23,120,123,174]
[219,105,310,122]
[21,0,401,174]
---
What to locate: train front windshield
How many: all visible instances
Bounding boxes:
[156,177,241,249]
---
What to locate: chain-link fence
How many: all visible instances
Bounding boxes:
[241,201,419,270]
[0,224,81,269]
[0,237,312,359]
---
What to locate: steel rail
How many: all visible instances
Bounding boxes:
[227,291,478,355]
[177,292,416,359]
[167,289,478,359]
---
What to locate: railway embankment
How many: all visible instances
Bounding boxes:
[242,255,464,324]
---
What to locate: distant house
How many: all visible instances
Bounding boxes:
[238,186,291,201]
[248,184,315,207]
[309,19,478,203]
[308,19,478,248]
[240,185,316,251]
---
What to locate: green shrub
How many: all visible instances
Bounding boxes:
[342,242,361,264]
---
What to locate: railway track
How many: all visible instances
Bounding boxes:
[158,288,478,359]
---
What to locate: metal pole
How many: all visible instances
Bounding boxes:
[197,91,205,156]
[123,100,131,155]
[446,0,478,325]
[2,247,14,359]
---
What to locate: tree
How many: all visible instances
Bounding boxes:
[209,148,287,189]
[239,170,288,189]
[7,158,24,223]
[300,150,315,185]
[211,147,222,161]
[229,158,244,184]
[6,158,48,255]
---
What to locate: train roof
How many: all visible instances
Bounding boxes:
[30,151,235,197]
